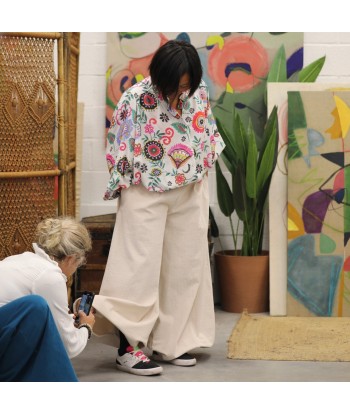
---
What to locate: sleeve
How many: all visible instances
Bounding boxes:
[203,84,226,167]
[103,89,138,200]
[33,271,88,359]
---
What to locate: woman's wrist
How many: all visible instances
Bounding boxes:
[78,322,92,339]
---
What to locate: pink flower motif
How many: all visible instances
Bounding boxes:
[106,154,115,172]
[134,143,142,157]
[206,152,214,168]
[134,171,141,185]
[175,173,186,185]
[200,141,205,151]
[203,157,209,168]
[144,123,154,134]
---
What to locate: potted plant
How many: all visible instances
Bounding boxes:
[214,108,278,312]
[212,46,326,313]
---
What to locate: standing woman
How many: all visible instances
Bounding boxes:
[93,40,225,376]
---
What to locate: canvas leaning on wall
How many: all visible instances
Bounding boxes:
[267,83,350,317]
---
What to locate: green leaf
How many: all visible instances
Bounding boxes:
[232,162,247,221]
[288,130,303,160]
[258,106,278,170]
[267,45,287,83]
[106,96,116,110]
[209,207,219,238]
[288,91,306,131]
[234,114,248,164]
[246,125,258,199]
[256,125,278,199]
[119,32,146,39]
[220,151,233,173]
[287,71,300,82]
[216,117,237,171]
[216,161,234,217]
[298,56,326,82]
[171,122,187,134]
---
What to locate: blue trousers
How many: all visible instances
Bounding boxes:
[0,295,78,382]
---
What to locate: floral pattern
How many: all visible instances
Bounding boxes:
[104,76,225,200]
[192,111,205,133]
[144,140,164,161]
[116,104,132,125]
[140,92,157,110]
[117,156,131,176]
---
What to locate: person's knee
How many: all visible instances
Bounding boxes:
[20,294,50,316]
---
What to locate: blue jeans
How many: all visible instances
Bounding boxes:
[0,295,78,382]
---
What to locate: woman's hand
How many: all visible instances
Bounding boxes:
[73,297,96,328]
[75,310,95,328]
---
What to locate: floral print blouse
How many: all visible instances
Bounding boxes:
[104,76,225,200]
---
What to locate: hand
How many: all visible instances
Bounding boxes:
[73,298,96,315]
[73,297,96,328]
[74,310,95,328]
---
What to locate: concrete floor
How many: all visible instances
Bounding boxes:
[71,307,350,382]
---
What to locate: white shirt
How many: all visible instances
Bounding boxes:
[0,243,88,358]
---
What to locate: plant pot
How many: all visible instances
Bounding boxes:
[214,250,269,313]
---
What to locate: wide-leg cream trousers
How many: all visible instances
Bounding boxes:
[92,176,215,360]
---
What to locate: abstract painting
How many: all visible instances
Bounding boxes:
[287,90,350,316]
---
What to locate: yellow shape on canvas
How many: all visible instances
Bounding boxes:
[325,107,341,139]
[288,202,305,239]
[206,35,224,50]
[334,95,350,138]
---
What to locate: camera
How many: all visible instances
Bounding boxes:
[75,291,95,325]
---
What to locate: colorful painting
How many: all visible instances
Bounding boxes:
[106,32,304,143]
[287,90,350,316]
[268,83,350,316]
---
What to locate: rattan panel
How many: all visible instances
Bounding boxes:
[0,35,57,258]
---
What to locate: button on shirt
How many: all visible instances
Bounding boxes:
[104,76,225,200]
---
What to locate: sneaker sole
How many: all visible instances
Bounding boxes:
[116,362,163,376]
[169,358,196,367]
[153,354,197,367]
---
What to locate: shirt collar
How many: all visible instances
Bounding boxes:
[32,243,67,281]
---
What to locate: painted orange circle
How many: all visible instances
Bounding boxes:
[207,35,269,93]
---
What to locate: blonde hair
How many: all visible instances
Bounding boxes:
[35,216,92,261]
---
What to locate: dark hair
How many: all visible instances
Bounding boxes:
[149,40,203,103]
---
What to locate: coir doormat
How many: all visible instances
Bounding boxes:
[228,311,350,362]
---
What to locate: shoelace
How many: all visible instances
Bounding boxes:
[126,345,150,362]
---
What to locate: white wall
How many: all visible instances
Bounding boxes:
[78,32,350,250]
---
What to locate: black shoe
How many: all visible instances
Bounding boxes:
[153,351,197,367]
[116,346,163,376]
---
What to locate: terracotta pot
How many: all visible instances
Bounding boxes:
[214,250,269,313]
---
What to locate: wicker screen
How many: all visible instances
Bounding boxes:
[0,35,57,258]
[0,33,80,263]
